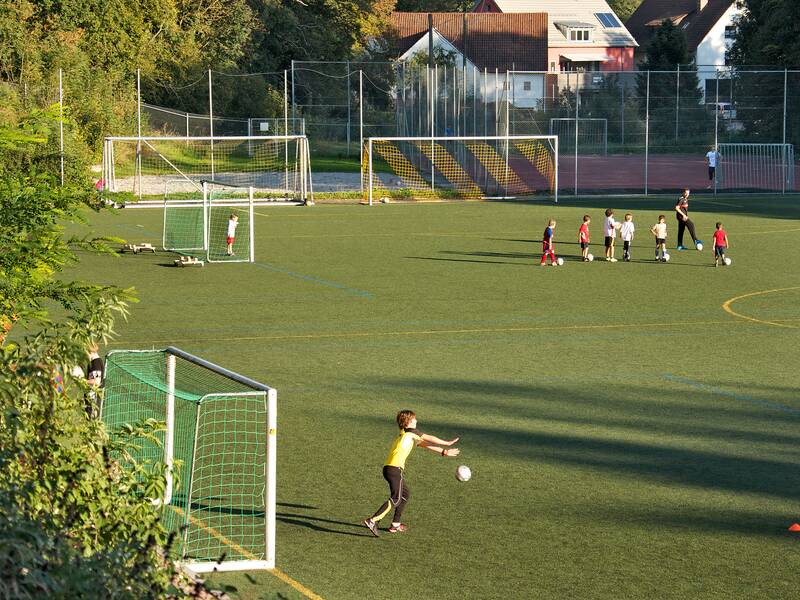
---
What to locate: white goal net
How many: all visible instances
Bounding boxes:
[163,180,255,263]
[716,143,795,192]
[362,135,558,204]
[102,135,312,203]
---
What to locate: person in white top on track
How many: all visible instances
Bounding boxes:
[705,146,721,188]
[226,213,239,256]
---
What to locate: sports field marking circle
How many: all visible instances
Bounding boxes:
[721,287,800,329]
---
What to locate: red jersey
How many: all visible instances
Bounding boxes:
[579,223,589,242]
[713,229,727,246]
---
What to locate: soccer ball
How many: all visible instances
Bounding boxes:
[696,242,704,251]
[557,257,564,266]
[663,252,671,262]
[724,257,732,266]
[380,197,390,204]
[70,365,85,379]
[587,253,594,262]
[456,465,472,482]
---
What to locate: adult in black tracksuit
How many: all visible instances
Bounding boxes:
[674,189,702,250]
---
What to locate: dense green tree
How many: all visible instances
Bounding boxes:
[608,0,643,23]
[636,19,707,145]
[728,0,800,66]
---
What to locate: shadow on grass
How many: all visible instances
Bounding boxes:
[356,377,800,513]
[277,512,373,538]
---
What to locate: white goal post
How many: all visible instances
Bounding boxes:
[715,143,795,193]
[101,135,313,204]
[362,135,559,205]
[101,346,277,573]
[163,180,256,263]
[549,118,608,155]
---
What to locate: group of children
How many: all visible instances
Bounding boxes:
[540,204,730,267]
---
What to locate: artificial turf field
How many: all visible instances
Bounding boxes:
[72,195,800,600]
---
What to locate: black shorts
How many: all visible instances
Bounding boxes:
[580,242,589,249]
[709,166,716,180]
[604,236,614,248]
[715,245,726,256]
[656,238,665,245]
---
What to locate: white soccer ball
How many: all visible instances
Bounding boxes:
[587,253,594,262]
[456,465,472,482]
[663,252,671,262]
[557,257,564,266]
[380,197,390,204]
[70,365,85,379]
[696,242,704,251]
[724,257,732,266]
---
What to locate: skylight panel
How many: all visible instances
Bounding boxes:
[595,13,621,28]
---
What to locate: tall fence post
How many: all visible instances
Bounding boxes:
[359,69,364,175]
[208,69,215,181]
[58,68,64,186]
[675,64,680,141]
[714,72,719,195]
[783,68,788,145]
[346,61,351,156]
[575,81,579,196]
[291,60,296,126]
[644,70,650,196]
[136,68,142,199]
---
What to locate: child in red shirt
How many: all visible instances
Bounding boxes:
[712,222,730,267]
[578,215,591,262]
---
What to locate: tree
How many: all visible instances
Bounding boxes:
[0,108,214,598]
[607,0,643,23]
[636,19,707,146]
[726,0,800,146]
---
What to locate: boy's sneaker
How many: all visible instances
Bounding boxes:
[609,258,618,262]
[388,523,408,533]
[676,246,687,251]
[363,519,380,537]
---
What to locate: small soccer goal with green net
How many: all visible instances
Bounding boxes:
[100,347,277,573]
[163,180,256,263]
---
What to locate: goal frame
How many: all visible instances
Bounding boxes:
[548,118,608,155]
[101,346,277,573]
[364,135,559,205]
[162,180,256,263]
[715,143,795,194]
[101,135,313,204]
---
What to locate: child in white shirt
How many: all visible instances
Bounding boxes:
[620,213,635,262]
[650,215,668,262]
[603,208,621,262]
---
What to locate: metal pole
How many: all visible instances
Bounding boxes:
[783,68,788,145]
[284,70,289,197]
[620,77,625,146]
[645,70,650,196]
[136,68,142,199]
[208,69,215,180]
[58,68,63,185]
[675,64,680,140]
[359,70,364,184]
[575,82,579,196]
[346,61,351,155]
[714,71,719,195]
[291,60,296,124]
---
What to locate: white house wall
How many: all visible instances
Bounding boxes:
[695,3,743,92]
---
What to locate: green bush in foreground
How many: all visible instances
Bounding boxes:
[0,109,214,599]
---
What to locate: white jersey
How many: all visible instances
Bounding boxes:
[604,216,618,237]
[652,222,667,239]
[706,151,719,167]
[227,219,238,237]
[620,221,635,241]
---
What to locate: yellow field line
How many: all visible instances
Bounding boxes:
[108,318,763,347]
[721,287,800,329]
[171,507,324,600]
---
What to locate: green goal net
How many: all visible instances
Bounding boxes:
[101,347,277,573]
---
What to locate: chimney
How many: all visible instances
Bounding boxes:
[697,0,707,11]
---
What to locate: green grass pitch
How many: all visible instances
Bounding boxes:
[72,195,800,599]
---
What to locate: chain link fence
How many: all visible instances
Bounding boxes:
[5,64,798,196]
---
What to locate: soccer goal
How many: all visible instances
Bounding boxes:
[101,135,312,203]
[163,180,255,263]
[716,143,796,193]
[101,346,277,573]
[362,135,558,205]
[549,118,608,155]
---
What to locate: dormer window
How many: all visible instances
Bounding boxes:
[556,22,595,43]
[570,28,592,41]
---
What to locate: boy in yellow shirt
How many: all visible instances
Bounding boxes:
[363,410,460,536]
